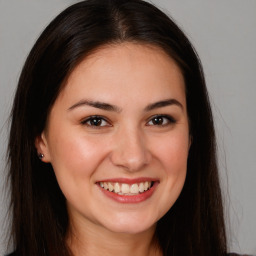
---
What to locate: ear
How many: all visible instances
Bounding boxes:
[35,132,51,163]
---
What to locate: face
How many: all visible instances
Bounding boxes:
[36,43,190,236]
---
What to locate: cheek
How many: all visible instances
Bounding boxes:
[47,132,109,193]
[152,131,190,172]
[49,132,103,168]
[153,131,189,196]
[161,141,188,193]
[47,133,112,214]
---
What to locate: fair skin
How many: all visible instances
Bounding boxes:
[36,43,190,256]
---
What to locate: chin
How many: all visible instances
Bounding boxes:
[108,224,154,235]
[102,214,157,235]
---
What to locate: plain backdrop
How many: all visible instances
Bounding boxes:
[0,0,255,255]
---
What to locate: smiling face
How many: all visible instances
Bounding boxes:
[36,43,190,236]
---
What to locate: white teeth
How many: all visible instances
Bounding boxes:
[144,181,149,190]
[139,182,144,193]
[121,183,130,193]
[103,182,108,190]
[108,183,114,192]
[130,184,139,194]
[99,181,153,195]
[114,183,120,193]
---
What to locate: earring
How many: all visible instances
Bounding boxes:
[38,153,44,160]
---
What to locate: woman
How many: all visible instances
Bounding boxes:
[6,0,245,255]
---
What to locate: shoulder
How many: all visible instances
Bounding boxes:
[6,253,19,256]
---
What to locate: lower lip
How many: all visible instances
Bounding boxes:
[98,182,158,204]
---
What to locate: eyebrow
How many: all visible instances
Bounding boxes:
[68,99,122,112]
[144,99,183,111]
[68,98,183,112]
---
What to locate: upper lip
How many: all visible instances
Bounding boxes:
[96,177,158,184]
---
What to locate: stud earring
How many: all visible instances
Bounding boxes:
[38,153,44,160]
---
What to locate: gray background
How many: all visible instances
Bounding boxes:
[0,0,255,255]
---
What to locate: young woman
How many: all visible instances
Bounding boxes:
[6,0,247,255]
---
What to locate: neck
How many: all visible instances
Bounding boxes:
[66,218,162,256]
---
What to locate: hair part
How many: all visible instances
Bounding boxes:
[8,0,226,255]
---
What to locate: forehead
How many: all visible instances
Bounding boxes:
[57,42,186,107]
[67,43,184,83]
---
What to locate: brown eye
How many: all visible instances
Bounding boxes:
[147,115,176,126]
[82,116,110,127]
[152,116,164,125]
[89,117,103,126]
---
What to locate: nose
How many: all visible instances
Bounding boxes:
[110,127,152,172]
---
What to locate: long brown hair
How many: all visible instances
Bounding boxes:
[8,0,226,255]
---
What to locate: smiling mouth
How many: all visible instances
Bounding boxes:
[98,181,154,195]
